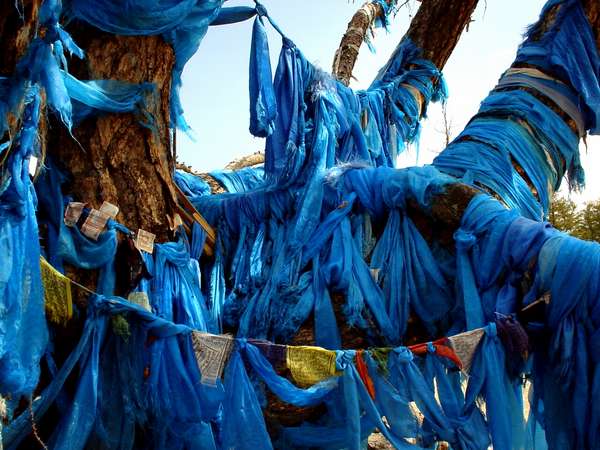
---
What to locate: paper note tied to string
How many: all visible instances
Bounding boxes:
[135,229,156,254]
[447,328,485,373]
[79,201,118,240]
[286,346,339,387]
[40,257,73,326]
[64,202,86,227]
[81,209,110,240]
[191,332,235,386]
[99,201,119,219]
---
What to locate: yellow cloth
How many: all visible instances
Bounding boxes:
[40,257,73,325]
[286,345,339,387]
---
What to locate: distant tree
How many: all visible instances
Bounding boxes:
[549,194,581,235]
[549,195,600,242]
[579,200,600,242]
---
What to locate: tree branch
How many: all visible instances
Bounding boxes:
[404,0,478,70]
[332,1,388,86]
[332,0,479,86]
[429,0,600,226]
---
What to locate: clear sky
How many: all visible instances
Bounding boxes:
[178,0,599,204]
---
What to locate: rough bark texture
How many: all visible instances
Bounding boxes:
[0,0,40,76]
[332,1,386,86]
[405,0,479,70]
[0,0,42,142]
[333,0,479,85]
[224,150,265,170]
[583,0,600,46]
[49,26,177,242]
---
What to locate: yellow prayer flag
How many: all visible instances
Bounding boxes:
[286,345,340,387]
[40,257,73,325]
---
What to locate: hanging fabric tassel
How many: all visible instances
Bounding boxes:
[221,348,273,450]
[249,13,277,137]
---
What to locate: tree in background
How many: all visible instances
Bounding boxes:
[549,195,600,241]
[580,199,600,241]
[549,194,580,234]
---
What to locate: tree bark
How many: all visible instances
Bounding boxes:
[332,1,388,86]
[583,0,600,43]
[0,0,40,76]
[404,0,478,70]
[0,0,42,141]
[49,27,177,242]
[333,0,479,85]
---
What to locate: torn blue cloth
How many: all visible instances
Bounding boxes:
[0,87,48,402]
[65,0,225,132]
[515,0,600,133]
[35,159,118,295]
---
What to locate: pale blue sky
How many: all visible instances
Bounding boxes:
[178,0,599,203]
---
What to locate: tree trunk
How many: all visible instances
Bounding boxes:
[0,1,40,76]
[583,0,600,44]
[49,27,177,242]
[0,0,42,141]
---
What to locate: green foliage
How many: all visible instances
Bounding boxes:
[549,195,580,234]
[549,195,600,242]
[579,200,600,242]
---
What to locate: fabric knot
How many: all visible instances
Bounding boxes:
[254,1,268,17]
[335,350,356,370]
[426,342,436,353]
[454,228,476,250]
[282,37,295,49]
[486,322,497,337]
[88,293,102,310]
[393,347,414,362]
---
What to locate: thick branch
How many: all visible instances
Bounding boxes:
[333,0,478,85]
[224,150,264,171]
[332,1,387,86]
[405,0,478,70]
[431,0,600,223]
